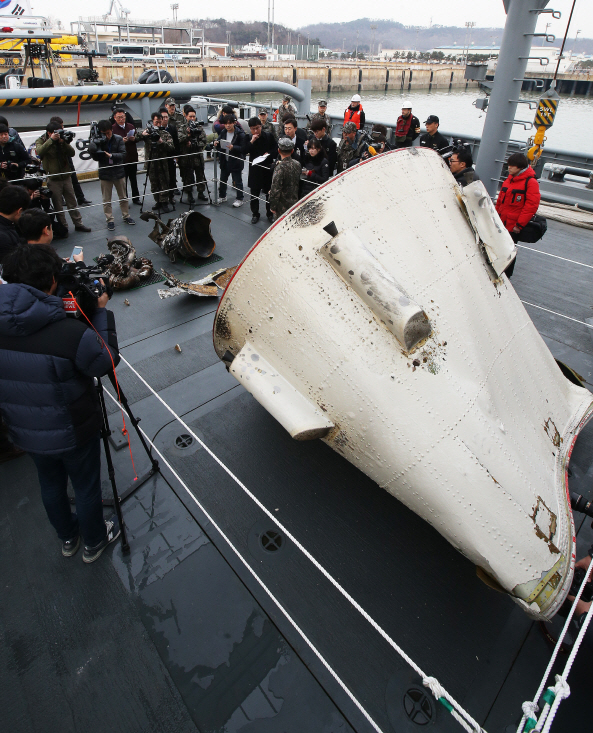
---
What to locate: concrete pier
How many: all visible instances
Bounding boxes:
[53,59,475,93]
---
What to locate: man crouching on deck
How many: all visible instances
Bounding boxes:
[0,245,122,563]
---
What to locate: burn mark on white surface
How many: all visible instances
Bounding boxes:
[544,418,562,448]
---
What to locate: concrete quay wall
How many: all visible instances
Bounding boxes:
[63,60,476,93]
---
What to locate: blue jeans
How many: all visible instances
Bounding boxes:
[219,165,244,200]
[30,435,107,547]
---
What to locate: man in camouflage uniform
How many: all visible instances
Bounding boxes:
[258,108,277,140]
[336,121,368,173]
[177,105,208,205]
[269,137,302,220]
[306,99,332,136]
[165,97,185,129]
[276,95,297,126]
[141,111,175,213]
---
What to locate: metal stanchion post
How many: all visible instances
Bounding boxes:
[212,149,219,205]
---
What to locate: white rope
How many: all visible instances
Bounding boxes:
[515,245,593,271]
[519,300,593,329]
[100,386,385,733]
[113,355,485,733]
[516,555,593,733]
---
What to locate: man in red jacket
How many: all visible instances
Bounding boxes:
[496,152,541,241]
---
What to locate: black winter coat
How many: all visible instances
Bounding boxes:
[216,128,246,172]
[318,134,337,174]
[0,215,21,265]
[300,153,330,197]
[242,130,277,189]
[0,283,120,454]
[0,139,29,181]
[89,134,126,180]
[419,131,449,153]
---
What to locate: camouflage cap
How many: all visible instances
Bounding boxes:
[282,95,292,102]
[258,107,269,114]
[165,97,176,105]
[318,99,327,106]
[277,136,295,152]
[343,121,357,134]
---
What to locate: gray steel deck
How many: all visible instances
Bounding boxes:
[1,168,592,733]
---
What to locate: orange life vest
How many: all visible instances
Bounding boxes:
[343,105,363,129]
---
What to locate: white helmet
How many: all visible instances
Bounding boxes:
[351,93,362,102]
[401,100,413,109]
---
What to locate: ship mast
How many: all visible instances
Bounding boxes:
[476,0,554,197]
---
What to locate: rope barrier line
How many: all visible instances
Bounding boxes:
[100,385,386,733]
[519,300,593,329]
[517,555,593,733]
[516,245,593,271]
[116,354,485,733]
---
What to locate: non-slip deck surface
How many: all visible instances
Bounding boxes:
[2,172,593,733]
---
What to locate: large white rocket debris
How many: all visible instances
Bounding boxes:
[213,148,593,620]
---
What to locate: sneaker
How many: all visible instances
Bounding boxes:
[107,221,115,231]
[62,535,80,558]
[75,225,91,233]
[232,199,244,208]
[78,199,92,207]
[82,518,121,564]
[251,214,260,224]
[132,198,141,205]
[217,197,227,203]
[124,217,136,225]
[197,192,208,201]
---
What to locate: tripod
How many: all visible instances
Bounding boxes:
[94,372,160,553]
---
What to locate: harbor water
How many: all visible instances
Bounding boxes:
[237,88,593,151]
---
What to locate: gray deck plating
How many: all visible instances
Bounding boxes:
[2,173,592,733]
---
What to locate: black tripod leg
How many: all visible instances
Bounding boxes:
[106,370,159,473]
[96,379,129,553]
[139,157,151,215]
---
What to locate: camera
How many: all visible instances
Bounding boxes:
[25,159,42,175]
[440,139,468,162]
[58,261,113,316]
[23,176,51,198]
[188,120,203,138]
[146,122,162,142]
[58,129,76,144]
[89,121,105,146]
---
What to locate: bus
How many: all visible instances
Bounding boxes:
[108,44,203,62]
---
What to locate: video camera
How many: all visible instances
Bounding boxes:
[187,119,203,138]
[146,122,162,143]
[89,121,105,146]
[439,139,469,162]
[57,129,76,144]
[58,260,113,317]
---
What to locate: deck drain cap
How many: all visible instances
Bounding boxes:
[403,688,434,726]
[260,530,283,552]
[175,434,194,449]
[248,518,293,563]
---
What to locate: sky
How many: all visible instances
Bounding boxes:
[33,0,593,40]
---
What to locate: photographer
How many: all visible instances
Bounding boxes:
[112,107,140,205]
[0,123,29,182]
[141,112,175,214]
[0,185,29,265]
[49,116,92,207]
[35,123,91,234]
[89,120,135,231]
[242,116,276,224]
[336,122,367,172]
[20,177,69,241]
[159,107,180,201]
[0,244,121,563]
[177,105,208,205]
